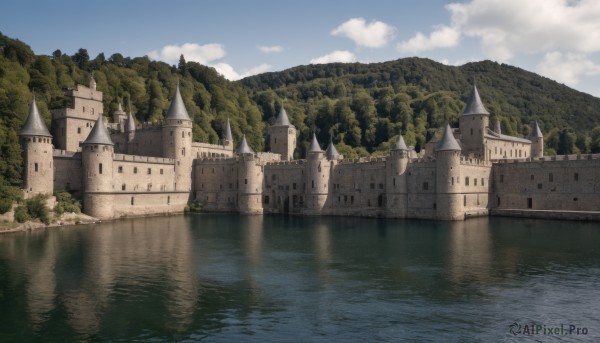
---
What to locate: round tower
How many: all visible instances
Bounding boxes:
[435,124,463,220]
[305,134,330,214]
[385,135,409,217]
[529,121,544,159]
[268,103,296,161]
[236,136,263,214]
[81,115,115,219]
[458,84,489,159]
[19,97,54,196]
[162,83,193,192]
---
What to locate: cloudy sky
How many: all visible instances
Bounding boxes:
[2,0,600,96]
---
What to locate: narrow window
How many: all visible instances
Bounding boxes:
[574,173,579,181]
[527,198,533,209]
[77,127,81,134]
[34,163,38,172]
[167,196,170,205]
[482,178,485,186]
[423,182,429,190]
[131,197,134,205]
[464,195,467,206]
[530,174,534,180]
[351,196,354,204]
[474,178,477,186]
[451,177,454,186]
[122,184,126,190]
[134,167,138,174]
[99,163,103,174]
[160,169,163,175]
[465,177,469,186]
[118,166,123,173]
[147,168,151,175]
[245,178,247,185]
[311,180,314,189]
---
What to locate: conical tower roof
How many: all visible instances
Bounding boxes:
[435,124,461,151]
[236,135,254,154]
[274,103,292,126]
[392,134,408,150]
[225,118,233,141]
[530,121,543,138]
[461,84,489,116]
[115,102,125,114]
[308,133,322,153]
[83,115,114,145]
[165,83,190,120]
[326,138,340,160]
[126,112,136,132]
[20,97,51,137]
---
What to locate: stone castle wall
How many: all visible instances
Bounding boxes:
[53,150,83,192]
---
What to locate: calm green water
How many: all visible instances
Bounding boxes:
[0,215,599,342]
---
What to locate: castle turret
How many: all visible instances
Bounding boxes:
[494,119,501,134]
[19,97,54,196]
[162,83,193,192]
[385,135,409,217]
[268,103,296,161]
[458,84,489,159]
[224,118,233,148]
[90,75,97,91]
[113,102,126,126]
[236,135,263,214]
[325,138,342,161]
[126,111,136,141]
[81,115,115,218]
[435,124,463,220]
[305,134,330,214]
[529,121,544,159]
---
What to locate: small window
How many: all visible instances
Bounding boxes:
[538,183,542,189]
[122,184,126,190]
[131,197,134,205]
[423,182,429,190]
[530,174,534,180]
[134,167,138,174]
[118,166,123,173]
[99,163,103,174]
[160,169,164,175]
[311,180,314,189]
[77,127,81,134]
[147,168,151,175]
[464,195,467,206]
[465,177,470,186]
[83,106,86,113]
[482,178,485,186]
[351,196,354,204]
[370,183,375,189]
[167,196,170,205]
[34,163,38,172]
[574,173,579,181]
[474,178,477,186]
[244,179,247,185]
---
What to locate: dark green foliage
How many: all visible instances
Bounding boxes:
[0,185,23,214]
[14,205,29,223]
[26,194,50,224]
[54,192,81,215]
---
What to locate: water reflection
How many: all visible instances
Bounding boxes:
[0,215,598,342]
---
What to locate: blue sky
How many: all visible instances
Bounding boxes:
[2,0,600,96]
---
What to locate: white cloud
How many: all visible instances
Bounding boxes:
[213,63,272,81]
[310,51,357,64]
[398,25,460,53]
[148,43,225,64]
[536,51,600,86]
[331,18,395,48]
[258,45,284,53]
[148,43,271,81]
[398,0,600,61]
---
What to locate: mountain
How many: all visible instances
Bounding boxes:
[1,32,600,192]
[241,58,600,157]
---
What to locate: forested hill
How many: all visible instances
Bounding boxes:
[242,58,600,157]
[0,32,264,190]
[2,32,600,193]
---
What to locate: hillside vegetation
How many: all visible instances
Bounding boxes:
[1,32,600,192]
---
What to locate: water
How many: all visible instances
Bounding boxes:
[0,215,599,342]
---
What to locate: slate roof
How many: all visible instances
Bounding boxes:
[83,115,114,145]
[19,97,52,137]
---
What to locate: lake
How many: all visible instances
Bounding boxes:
[0,215,598,342]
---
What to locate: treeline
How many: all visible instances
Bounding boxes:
[242,58,600,156]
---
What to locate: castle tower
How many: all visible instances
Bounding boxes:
[305,133,330,214]
[90,75,97,91]
[325,138,342,161]
[458,84,489,159]
[385,135,409,217]
[494,119,501,134]
[224,118,233,148]
[236,135,263,214]
[81,115,115,219]
[162,83,193,192]
[125,111,136,154]
[19,97,54,196]
[435,124,463,220]
[113,102,126,126]
[529,121,544,159]
[268,103,296,161]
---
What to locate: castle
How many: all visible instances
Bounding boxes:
[19,79,600,221]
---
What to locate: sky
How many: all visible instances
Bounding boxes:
[2,0,600,96]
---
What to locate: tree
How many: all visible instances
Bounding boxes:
[178,54,187,74]
[72,48,90,70]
